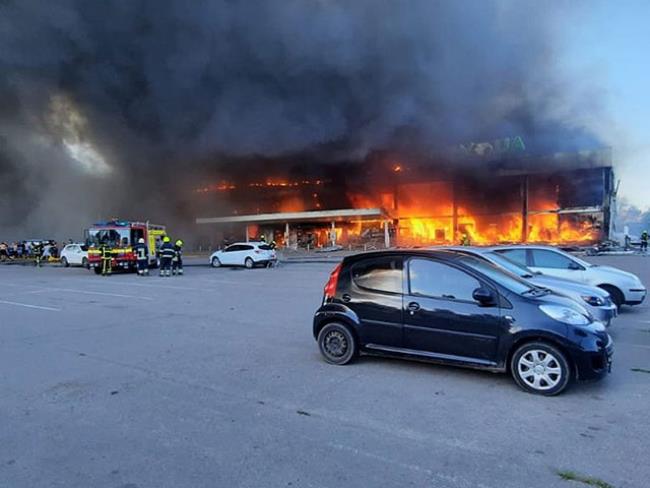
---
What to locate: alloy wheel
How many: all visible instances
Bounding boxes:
[323,330,348,359]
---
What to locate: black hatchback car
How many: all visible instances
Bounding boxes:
[313,250,613,395]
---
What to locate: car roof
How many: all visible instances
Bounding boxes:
[342,249,474,265]
[485,244,559,251]
[227,241,265,246]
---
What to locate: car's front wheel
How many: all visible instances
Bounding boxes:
[599,285,624,309]
[317,323,357,365]
[511,342,571,396]
[61,257,69,267]
[211,257,221,268]
[244,257,254,269]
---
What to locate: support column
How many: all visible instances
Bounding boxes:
[384,220,390,248]
[452,178,459,244]
[521,176,529,242]
[245,225,250,243]
[284,222,290,248]
[330,221,337,246]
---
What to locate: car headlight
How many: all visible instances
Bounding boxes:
[539,305,590,325]
[581,295,605,307]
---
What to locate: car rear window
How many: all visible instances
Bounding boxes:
[258,245,272,250]
[351,257,402,294]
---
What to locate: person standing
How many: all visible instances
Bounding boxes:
[99,242,112,276]
[32,241,43,267]
[134,237,149,276]
[172,239,184,276]
[159,236,175,277]
[641,230,649,253]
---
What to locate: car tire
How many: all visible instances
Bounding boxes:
[82,258,89,269]
[599,285,624,309]
[93,267,101,275]
[244,257,254,269]
[511,342,571,396]
[61,257,69,267]
[317,323,357,365]
[211,257,221,268]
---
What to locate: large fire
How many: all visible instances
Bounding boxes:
[196,170,603,248]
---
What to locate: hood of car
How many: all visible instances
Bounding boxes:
[530,274,609,298]
[592,265,639,280]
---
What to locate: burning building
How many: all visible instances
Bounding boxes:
[195,146,615,249]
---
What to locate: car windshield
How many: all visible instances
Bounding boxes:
[484,252,536,278]
[87,228,130,247]
[457,256,535,295]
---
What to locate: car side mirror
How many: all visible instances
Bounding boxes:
[473,287,496,306]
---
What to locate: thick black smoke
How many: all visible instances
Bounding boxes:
[0,0,602,240]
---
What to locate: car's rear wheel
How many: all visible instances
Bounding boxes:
[599,285,624,309]
[244,257,254,269]
[211,257,221,268]
[511,342,571,396]
[61,257,69,267]
[317,323,357,365]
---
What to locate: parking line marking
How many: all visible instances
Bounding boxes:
[0,300,61,312]
[49,288,154,301]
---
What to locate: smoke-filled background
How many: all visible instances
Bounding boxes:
[0,0,605,241]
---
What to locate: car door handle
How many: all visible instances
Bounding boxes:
[341,293,352,302]
[407,302,420,314]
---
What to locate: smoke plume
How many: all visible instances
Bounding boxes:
[0,0,603,240]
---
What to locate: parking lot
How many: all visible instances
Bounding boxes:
[1,255,649,488]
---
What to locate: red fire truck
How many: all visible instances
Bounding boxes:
[86,220,167,274]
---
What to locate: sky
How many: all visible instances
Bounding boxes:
[561,0,650,208]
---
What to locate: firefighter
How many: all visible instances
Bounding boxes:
[99,242,112,276]
[259,234,266,243]
[460,233,471,246]
[159,236,175,277]
[32,241,43,267]
[172,239,184,276]
[269,239,277,250]
[641,230,649,253]
[134,237,149,276]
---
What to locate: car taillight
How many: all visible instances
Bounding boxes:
[324,263,342,300]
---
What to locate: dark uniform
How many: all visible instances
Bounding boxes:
[159,240,175,277]
[134,240,149,276]
[32,241,43,267]
[99,243,112,276]
[641,231,648,252]
[172,239,184,276]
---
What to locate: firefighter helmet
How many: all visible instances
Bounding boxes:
[138,238,145,244]
[175,239,183,247]
[163,236,171,243]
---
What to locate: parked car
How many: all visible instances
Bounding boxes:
[209,242,277,269]
[60,243,89,267]
[492,245,646,308]
[313,250,613,396]
[441,247,618,326]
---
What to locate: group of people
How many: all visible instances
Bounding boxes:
[0,240,61,265]
[96,236,184,277]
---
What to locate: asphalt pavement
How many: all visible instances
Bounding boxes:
[1,255,649,488]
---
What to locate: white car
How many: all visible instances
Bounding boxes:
[60,243,89,268]
[210,242,277,269]
[492,245,646,308]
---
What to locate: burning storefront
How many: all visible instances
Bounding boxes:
[195,148,615,250]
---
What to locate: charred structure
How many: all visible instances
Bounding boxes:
[195,148,614,249]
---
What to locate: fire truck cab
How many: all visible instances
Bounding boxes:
[85,220,167,274]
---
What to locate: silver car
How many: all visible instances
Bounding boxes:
[441,247,618,326]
